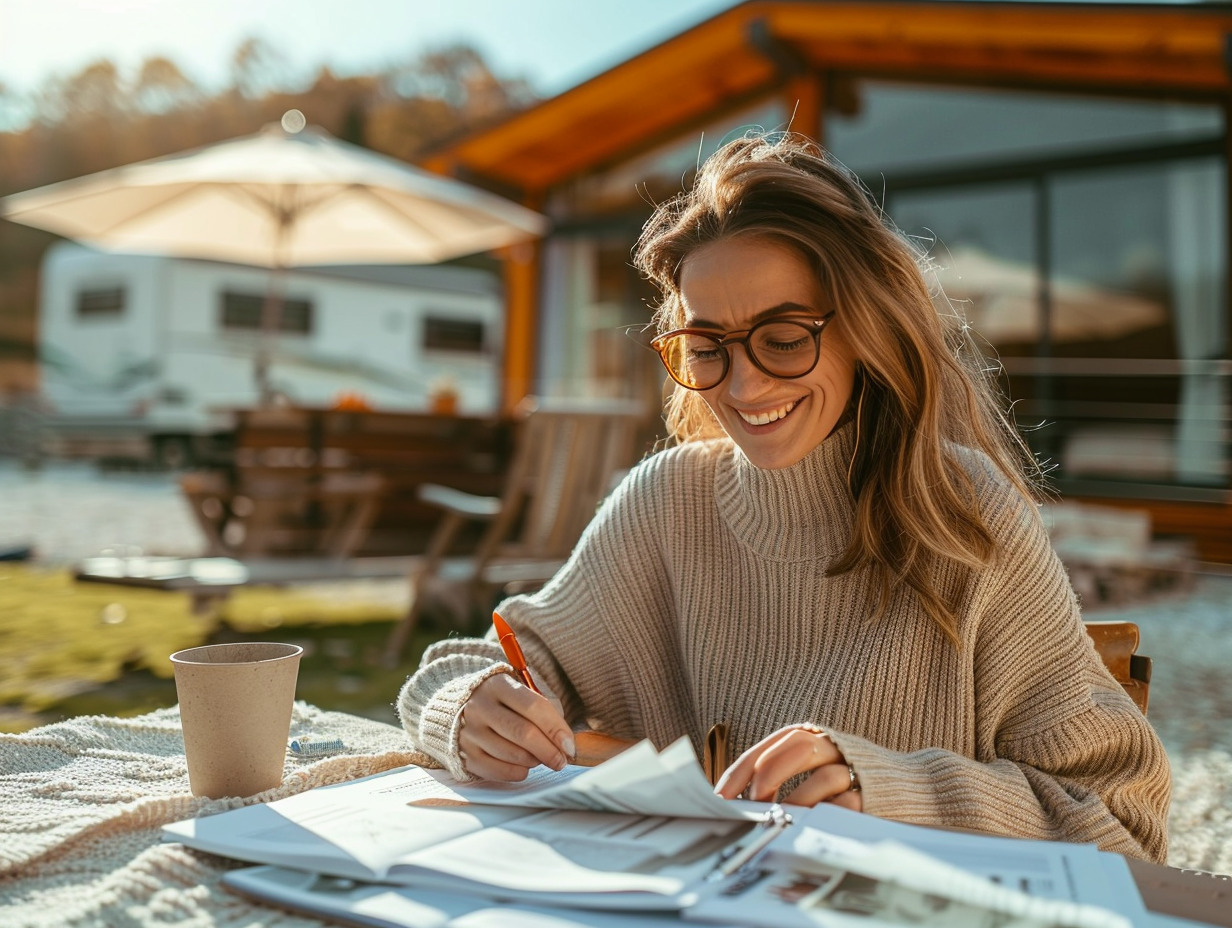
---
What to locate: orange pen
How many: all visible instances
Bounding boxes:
[492,611,542,695]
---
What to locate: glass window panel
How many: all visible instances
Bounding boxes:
[890,158,1227,489]
[1050,167,1176,360]
[537,236,661,404]
[1049,159,1226,487]
[889,184,1038,356]
[890,182,1059,464]
[76,286,125,318]
[827,81,1220,176]
[220,291,312,334]
[423,316,487,354]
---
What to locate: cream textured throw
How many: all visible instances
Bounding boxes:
[400,424,1172,863]
[0,702,425,927]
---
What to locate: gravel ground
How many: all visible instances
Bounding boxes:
[0,461,203,564]
[1,459,1229,871]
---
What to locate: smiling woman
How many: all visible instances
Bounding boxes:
[397,133,1172,865]
[671,241,854,470]
[636,136,1038,638]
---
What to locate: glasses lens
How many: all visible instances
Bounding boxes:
[660,333,726,389]
[749,320,819,377]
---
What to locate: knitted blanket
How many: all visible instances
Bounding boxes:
[0,703,430,927]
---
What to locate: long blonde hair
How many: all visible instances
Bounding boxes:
[634,133,1041,642]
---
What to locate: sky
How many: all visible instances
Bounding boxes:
[0,0,739,102]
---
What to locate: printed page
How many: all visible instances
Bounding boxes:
[263,790,531,877]
[392,812,740,902]
[799,834,1129,927]
[792,804,1145,921]
[686,832,1132,928]
[689,862,1077,928]
[164,768,532,879]
[166,761,753,905]
[432,737,766,822]
[222,865,707,928]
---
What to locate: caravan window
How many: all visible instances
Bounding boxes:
[220,291,313,334]
[423,316,487,354]
[76,287,125,318]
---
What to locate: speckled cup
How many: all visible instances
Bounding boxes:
[171,642,302,799]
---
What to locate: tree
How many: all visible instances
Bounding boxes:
[34,59,126,125]
[389,43,534,122]
[230,37,298,99]
[368,42,535,161]
[134,57,202,114]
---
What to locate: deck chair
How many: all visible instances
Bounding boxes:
[384,396,648,663]
[1085,620,1152,714]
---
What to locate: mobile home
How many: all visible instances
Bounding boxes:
[38,243,503,464]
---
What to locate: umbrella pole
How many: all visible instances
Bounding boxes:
[255,270,286,405]
[255,209,292,406]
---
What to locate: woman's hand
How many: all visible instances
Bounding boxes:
[457,673,575,781]
[714,725,863,811]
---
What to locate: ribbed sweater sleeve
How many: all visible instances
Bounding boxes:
[396,445,689,778]
[825,477,1171,862]
[396,645,511,780]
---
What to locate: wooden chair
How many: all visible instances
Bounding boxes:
[384,396,648,663]
[1085,620,1152,714]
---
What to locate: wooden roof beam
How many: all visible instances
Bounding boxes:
[747,16,809,79]
[765,3,1232,92]
[795,40,1231,96]
[419,2,1232,193]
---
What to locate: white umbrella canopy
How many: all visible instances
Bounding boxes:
[0,112,548,267]
[2,111,547,400]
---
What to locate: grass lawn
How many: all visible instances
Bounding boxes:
[0,564,437,733]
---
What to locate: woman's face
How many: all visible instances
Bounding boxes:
[677,236,856,470]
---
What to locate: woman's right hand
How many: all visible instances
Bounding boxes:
[458,673,576,781]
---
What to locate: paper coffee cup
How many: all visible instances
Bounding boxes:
[171,642,303,798]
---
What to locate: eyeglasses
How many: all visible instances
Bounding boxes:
[650,313,835,391]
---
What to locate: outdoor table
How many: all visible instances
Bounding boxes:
[1,705,1227,927]
[0,703,423,926]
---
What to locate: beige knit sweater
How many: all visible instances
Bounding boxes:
[398,424,1172,863]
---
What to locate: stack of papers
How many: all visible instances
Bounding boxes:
[162,737,1153,927]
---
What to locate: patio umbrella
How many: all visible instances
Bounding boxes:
[0,110,548,396]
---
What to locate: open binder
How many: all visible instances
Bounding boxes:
[166,738,778,910]
[166,738,1142,926]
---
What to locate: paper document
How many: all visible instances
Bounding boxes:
[793,804,1148,924]
[686,830,1132,928]
[426,737,766,821]
[221,866,708,928]
[172,740,1147,927]
[164,747,761,910]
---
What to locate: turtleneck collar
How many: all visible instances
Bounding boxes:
[713,421,857,561]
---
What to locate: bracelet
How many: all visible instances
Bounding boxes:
[847,763,862,793]
[798,725,859,792]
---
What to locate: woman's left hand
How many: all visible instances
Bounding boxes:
[713,725,863,811]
